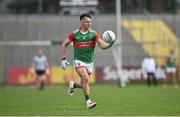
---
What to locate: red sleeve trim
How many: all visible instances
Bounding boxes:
[67,32,74,41]
[95,32,100,41]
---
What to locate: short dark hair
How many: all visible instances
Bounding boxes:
[80,13,91,20]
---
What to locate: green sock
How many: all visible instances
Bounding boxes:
[85,95,90,101]
[73,83,82,88]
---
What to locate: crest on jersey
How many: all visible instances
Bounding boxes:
[82,36,86,40]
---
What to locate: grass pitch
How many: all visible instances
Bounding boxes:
[0,83,180,116]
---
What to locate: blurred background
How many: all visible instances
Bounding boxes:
[0,0,179,86]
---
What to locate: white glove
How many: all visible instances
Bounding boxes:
[61,58,70,70]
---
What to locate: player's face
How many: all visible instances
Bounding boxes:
[37,50,43,57]
[81,17,92,30]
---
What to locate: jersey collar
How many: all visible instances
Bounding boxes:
[79,28,91,34]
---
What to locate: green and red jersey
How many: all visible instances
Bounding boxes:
[67,29,100,63]
[166,54,176,68]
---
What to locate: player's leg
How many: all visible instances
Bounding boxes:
[67,60,84,96]
[39,74,45,90]
[68,81,75,96]
[163,74,169,88]
[76,68,90,99]
[36,70,45,90]
[68,60,87,95]
[86,62,97,108]
[68,80,82,96]
[36,75,41,89]
[35,71,41,90]
[76,68,96,109]
[172,71,178,88]
[147,73,151,86]
[152,73,158,86]
[163,68,169,88]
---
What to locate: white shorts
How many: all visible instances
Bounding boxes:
[74,60,94,73]
[166,67,176,73]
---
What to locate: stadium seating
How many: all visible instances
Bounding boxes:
[122,19,179,66]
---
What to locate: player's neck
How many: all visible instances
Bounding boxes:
[79,27,89,33]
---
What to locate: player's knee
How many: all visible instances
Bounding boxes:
[82,76,89,83]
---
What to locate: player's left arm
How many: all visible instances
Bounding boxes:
[44,60,50,75]
[95,32,111,49]
[96,38,110,49]
[44,59,49,70]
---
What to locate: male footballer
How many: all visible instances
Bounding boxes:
[60,13,115,109]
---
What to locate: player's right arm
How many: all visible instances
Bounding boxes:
[60,38,72,58]
[59,32,74,69]
[60,32,74,58]
[59,38,72,69]
[31,57,36,74]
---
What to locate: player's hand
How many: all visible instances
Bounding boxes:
[109,39,116,47]
[61,58,70,70]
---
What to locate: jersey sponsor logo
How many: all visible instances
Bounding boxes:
[73,40,95,48]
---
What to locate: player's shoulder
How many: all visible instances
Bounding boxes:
[89,29,97,33]
[72,29,79,34]
[67,29,79,36]
[42,55,47,59]
[33,56,39,61]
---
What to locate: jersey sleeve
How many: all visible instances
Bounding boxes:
[67,32,74,41]
[95,32,100,41]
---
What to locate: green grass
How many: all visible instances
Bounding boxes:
[0,83,180,116]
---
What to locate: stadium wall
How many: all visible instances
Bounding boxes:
[6,66,171,85]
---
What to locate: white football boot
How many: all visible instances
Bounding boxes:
[68,81,75,96]
[86,99,97,109]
